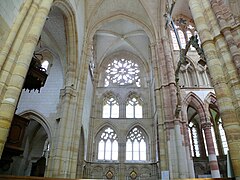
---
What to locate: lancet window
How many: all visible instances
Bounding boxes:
[188,121,201,157]
[102,94,119,118]
[126,94,142,118]
[126,127,147,161]
[209,106,229,155]
[97,127,118,161]
[170,17,200,51]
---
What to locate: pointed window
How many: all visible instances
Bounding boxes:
[97,127,118,160]
[126,127,147,161]
[126,95,142,118]
[103,95,119,118]
[171,30,179,50]
[188,121,200,157]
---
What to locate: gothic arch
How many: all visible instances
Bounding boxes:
[99,50,149,73]
[88,12,154,43]
[18,110,52,141]
[95,123,120,139]
[101,91,120,102]
[125,124,150,161]
[125,123,149,142]
[125,91,144,104]
[98,51,150,88]
[183,92,206,124]
[51,0,78,87]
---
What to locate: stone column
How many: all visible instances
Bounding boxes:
[150,41,169,174]
[202,0,240,122]
[118,139,125,180]
[210,0,240,74]
[47,86,78,178]
[202,122,220,177]
[0,0,40,99]
[0,0,53,157]
[189,0,240,178]
[0,0,32,70]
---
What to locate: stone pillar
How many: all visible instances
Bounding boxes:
[150,41,169,174]
[189,0,240,178]
[174,120,190,178]
[47,86,78,178]
[0,0,41,100]
[0,0,32,70]
[210,0,240,75]
[0,0,53,157]
[47,37,91,178]
[202,0,240,122]
[202,122,221,178]
[182,120,195,177]
[118,139,125,180]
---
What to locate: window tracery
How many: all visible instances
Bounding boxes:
[97,127,118,161]
[104,58,141,87]
[126,127,147,161]
[170,17,200,51]
[102,94,119,118]
[126,94,142,118]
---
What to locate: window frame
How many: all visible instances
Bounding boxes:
[96,127,119,161]
[125,126,148,162]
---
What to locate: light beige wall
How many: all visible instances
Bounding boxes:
[0,0,24,49]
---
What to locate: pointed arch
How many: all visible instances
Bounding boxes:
[18,110,52,140]
[125,92,143,118]
[95,125,119,161]
[95,123,120,138]
[125,123,149,140]
[183,92,206,123]
[98,51,149,88]
[88,12,154,44]
[52,0,78,87]
[102,91,120,118]
[126,125,149,161]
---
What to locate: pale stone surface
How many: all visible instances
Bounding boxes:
[0,0,240,179]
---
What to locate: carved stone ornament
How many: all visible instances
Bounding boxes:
[106,169,113,179]
[130,170,137,179]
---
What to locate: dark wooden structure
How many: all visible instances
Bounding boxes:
[0,115,29,171]
[23,53,48,93]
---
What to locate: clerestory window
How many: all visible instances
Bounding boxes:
[102,95,119,118]
[97,127,118,161]
[104,58,141,87]
[126,127,147,161]
[126,95,142,118]
[170,17,200,51]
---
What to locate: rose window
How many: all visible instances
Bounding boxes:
[104,59,140,87]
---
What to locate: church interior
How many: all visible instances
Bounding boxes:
[0,0,240,179]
